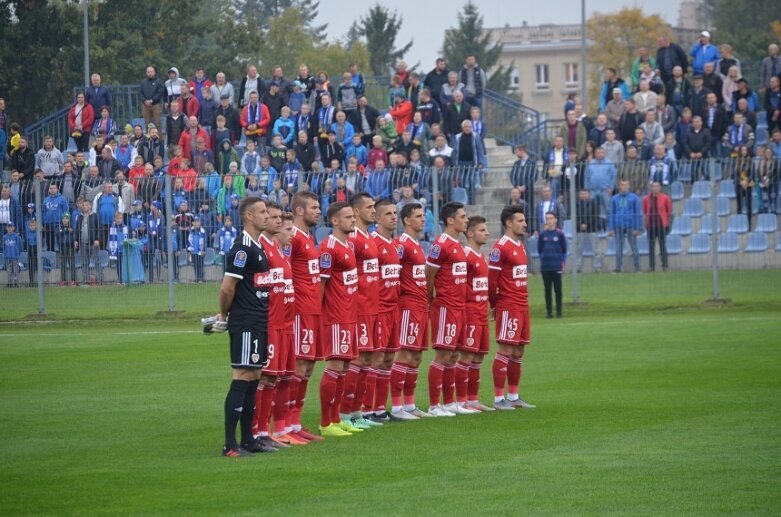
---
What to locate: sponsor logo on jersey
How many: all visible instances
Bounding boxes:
[381,264,401,279]
[363,258,379,274]
[320,252,331,269]
[429,244,441,259]
[452,261,467,276]
[412,264,425,279]
[489,248,500,262]
[343,268,359,285]
[308,258,320,275]
[472,277,488,291]
[268,267,285,284]
[254,271,270,287]
[512,265,528,279]
[233,250,247,267]
[284,279,294,294]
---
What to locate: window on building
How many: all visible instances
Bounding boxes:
[535,64,549,90]
[510,68,520,88]
[565,63,579,88]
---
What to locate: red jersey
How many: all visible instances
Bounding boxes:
[260,234,288,330]
[371,231,400,313]
[319,234,358,324]
[289,225,320,315]
[348,227,380,316]
[396,232,428,312]
[464,246,489,324]
[426,233,467,308]
[282,253,295,325]
[488,234,529,310]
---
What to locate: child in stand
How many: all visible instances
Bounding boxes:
[188,216,207,282]
[217,214,237,273]
[3,222,22,287]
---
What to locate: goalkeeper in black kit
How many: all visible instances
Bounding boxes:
[215,196,272,457]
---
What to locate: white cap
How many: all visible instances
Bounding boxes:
[701,30,711,38]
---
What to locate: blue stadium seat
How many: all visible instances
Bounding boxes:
[581,235,594,257]
[683,198,704,217]
[675,162,692,182]
[699,215,720,234]
[716,196,731,217]
[19,251,28,270]
[177,252,189,267]
[314,226,331,244]
[670,215,692,236]
[98,250,109,269]
[776,233,781,251]
[129,118,145,130]
[420,241,432,257]
[204,247,216,266]
[757,110,767,127]
[691,181,711,199]
[688,233,711,254]
[706,161,722,181]
[527,236,539,258]
[717,232,739,253]
[743,232,768,252]
[65,137,78,154]
[756,213,778,233]
[0,253,4,270]
[756,127,769,147]
[562,219,574,239]
[42,251,57,272]
[451,187,468,205]
[726,214,749,234]
[670,181,684,201]
[666,234,682,254]
[74,253,81,269]
[605,238,630,256]
[718,180,736,199]
[636,233,649,255]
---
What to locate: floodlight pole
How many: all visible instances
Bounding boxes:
[580,0,587,109]
[83,0,90,88]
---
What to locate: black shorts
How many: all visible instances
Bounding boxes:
[229,329,269,369]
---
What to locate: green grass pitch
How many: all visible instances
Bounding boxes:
[0,271,779,515]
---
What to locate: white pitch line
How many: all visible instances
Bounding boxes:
[0,330,202,338]
[559,316,777,327]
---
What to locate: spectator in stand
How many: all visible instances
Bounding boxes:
[765,76,781,134]
[376,114,398,150]
[238,65,262,109]
[114,134,134,171]
[688,75,710,115]
[315,92,336,140]
[191,137,214,175]
[605,88,626,129]
[424,58,449,101]
[690,31,720,76]
[0,97,6,133]
[366,159,390,200]
[630,46,656,88]
[3,221,22,287]
[601,127,624,164]
[609,179,642,273]
[702,62,724,104]
[85,73,111,116]
[756,145,778,212]
[453,119,487,198]
[684,114,711,171]
[268,65,293,104]
[760,44,780,93]
[68,92,95,152]
[294,63,315,96]
[113,171,135,220]
[348,63,365,96]
[345,133,368,168]
[318,130,344,170]
[337,72,359,113]
[638,62,664,94]
[188,216,207,282]
[214,95,239,144]
[429,133,454,166]
[640,110,665,145]
[585,146,617,220]
[390,92,413,136]
[189,67,213,103]
[74,199,102,284]
[216,139,239,175]
[180,86,200,119]
[164,67,188,108]
[702,91,729,157]
[330,110,355,148]
[633,80,657,115]
[733,79,760,116]
[460,54,486,108]
[440,71,464,107]
[642,181,671,272]
[165,100,186,149]
[240,90,270,146]
[140,66,165,129]
[42,183,68,250]
[416,88,442,128]
[444,90,471,139]
[294,130,316,172]
[80,165,102,203]
[666,65,691,117]
[36,136,64,179]
[217,214,237,272]
[57,213,76,285]
[93,180,123,246]
[239,139,261,177]
[273,106,296,147]
[346,96,376,145]
[723,112,755,156]
[538,211,567,319]
[722,67,741,113]
[588,113,609,147]
[408,111,432,152]
[648,144,674,187]
[545,136,567,201]
[406,72,422,108]
[138,124,163,164]
[600,68,630,112]
[734,150,755,227]
[718,44,740,77]
[656,94,677,135]
[656,36,688,84]
[262,83,285,132]
[559,110,586,160]
[573,189,602,273]
[632,127,654,161]
[534,185,566,237]
[211,72,235,106]
[136,163,160,204]
[92,106,117,141]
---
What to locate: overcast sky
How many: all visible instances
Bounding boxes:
[314,0,685,70]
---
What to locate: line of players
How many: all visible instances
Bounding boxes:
[222,190,535,454]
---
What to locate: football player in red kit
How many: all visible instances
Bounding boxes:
[458,215,496,412]
[488,205,537,410]
[339,193,383,430]
[287,192,325,441]
[425,202,475,416]
[389,203,432,420]
[318,202,361,437]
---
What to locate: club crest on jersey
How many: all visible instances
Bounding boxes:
[407,336,415,345]
[233,250,247,267]
[252,353,260,363]
[429,244,441,259]
[360,336,368,346]
[347,241,355,250]
[282,244,292,256]
[320,253,332,269]
[340,343,349,354]
[466,337,475,347]
[489,248,500,262]
[397,245,404,258]
[301,344,311,354]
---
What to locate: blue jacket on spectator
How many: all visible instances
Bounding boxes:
[288,92,305,115]
[599,80,630,111]
[345,143,368,167]
[218,226,237,255]
[689,42,720,75]
[188,227,207,253]
[282,161,302,190]
[96,194,120,226]
[537,228,567,272]
[585,159,617,192]
[43,193,69,225]
[25,222,37,248]
[3,230,22,260]
[330,121,356,147]
[206,171,222,200]
[273,117,296,146]
[258,166,277,193]
[609,191,643,231]
[85,85,112,115]
[114,145,133,171]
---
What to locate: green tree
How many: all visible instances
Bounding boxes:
[703,0,778,68]
[234,0,326,42]
[441,1,513,93]
[358,4,413,76]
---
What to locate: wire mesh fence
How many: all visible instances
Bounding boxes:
[1,154,779,318]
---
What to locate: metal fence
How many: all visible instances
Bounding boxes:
[1,156,779,317]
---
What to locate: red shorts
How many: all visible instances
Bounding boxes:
[263,328,289,376]
[397,308,429,351]
[356,314,378,353]
[294,313,321,361]
[460,322,490,354]
[495,309,531,346]
[284,331,296,375]
[377,309,399,352]
[430,304,465,351]
[323,322,358,361]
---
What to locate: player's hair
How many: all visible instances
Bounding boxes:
[400,202,422,226]
[265,201,281,212]
[545,211,558,219]
[500,205,525,229]
[282,212,294,222]
[349,192,372,209]
[326,201,350,225]
[439,202,464,226]
[239,196,264,220]
[375,198,395,213]
[467,215,486,232]
[292,191,317,213]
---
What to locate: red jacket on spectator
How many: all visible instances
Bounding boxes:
[128,165,146,191]
[240,102,271,137]
[368,147,389,170]
[390,100,413,135]
[68,102,95,133]
[183,96,200,119]
[642,192,672,229]
[178,126,210,160]
[171,166,197,192]
[188,78,213,101]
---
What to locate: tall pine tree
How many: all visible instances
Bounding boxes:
[358,5,413,77]
[441,1,513,93]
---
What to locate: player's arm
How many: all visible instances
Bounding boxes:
[220,244,247,320]
[319,248,332,301]
[425,265,438,303]
[218,275,239,320]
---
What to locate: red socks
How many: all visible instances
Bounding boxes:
[361,367,378,413]
[374,368,390,412]
[493,353,509,398]
[319,369,338,427]
[273,377,290,434]
[467,362,481,403]
[339,364,360,414]
[455,361,470,404]
[390,362,408,408]
[331,371,345,423]
[428,362,444,406]
[288,375,303,427]
[351,366,369,413]
[403,366,419,407]
[508,356,522,396]
[442,364,456,405]
[254,382,276,436]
